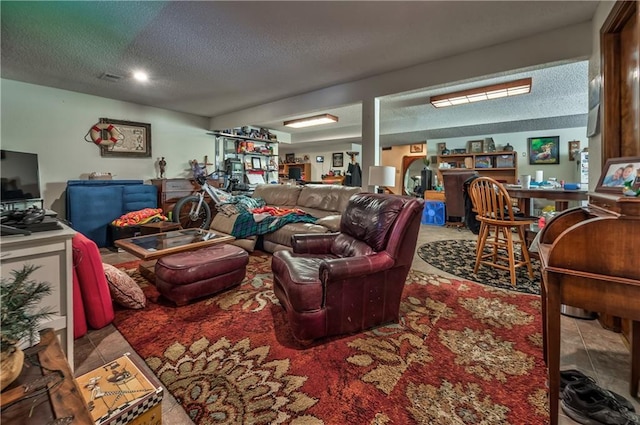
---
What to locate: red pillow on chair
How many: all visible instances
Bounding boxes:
[72,232,114,329]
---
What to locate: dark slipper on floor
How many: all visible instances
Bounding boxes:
[560,370,635,413]
[562,381,639,424]
[561,369,595,392]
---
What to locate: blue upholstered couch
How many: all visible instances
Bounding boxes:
[66,180,157,247]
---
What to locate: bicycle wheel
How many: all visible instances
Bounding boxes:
[173,195,212,229]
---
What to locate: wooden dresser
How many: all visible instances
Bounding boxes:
[151,178,220,218]
[537,192,640,425]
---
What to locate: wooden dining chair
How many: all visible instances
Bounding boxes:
[468,177,536,287]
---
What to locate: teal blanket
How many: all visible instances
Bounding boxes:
[220,195,317,239]
[231,210,317,239]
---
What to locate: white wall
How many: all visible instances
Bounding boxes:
[279,142,361,181]
[425,127,587,184]
[276,126,589,189]
[1,79,213,215]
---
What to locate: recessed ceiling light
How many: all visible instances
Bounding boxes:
[133,71,149,82]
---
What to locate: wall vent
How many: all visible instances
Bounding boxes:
[99,72,123,82]
[381,147,392,151]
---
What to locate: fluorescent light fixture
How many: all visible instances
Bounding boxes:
[368,165,396,193]
[430,78,532,108]
[133,71,149,82]
[284,114,338,128]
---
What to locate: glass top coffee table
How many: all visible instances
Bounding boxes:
[115,228,234,260]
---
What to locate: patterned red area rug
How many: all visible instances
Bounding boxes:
[113,253,549,424]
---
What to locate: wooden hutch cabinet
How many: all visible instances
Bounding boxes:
[436,151,518,184]
[278,162,311,181]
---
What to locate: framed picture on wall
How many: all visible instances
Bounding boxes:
[568,140,581,161]
[99,118,151,158]
[410,143,424,153]
[332,152,344,168]
[528,136,560,165]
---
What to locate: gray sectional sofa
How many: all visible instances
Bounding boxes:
[209,184,362,252]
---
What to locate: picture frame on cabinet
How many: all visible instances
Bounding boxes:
[285,153,295,164]
[483,138,496,153]
[251,157,262,170]
[99,118,151,158]
[595,156,640,193]
[469,140,483,153]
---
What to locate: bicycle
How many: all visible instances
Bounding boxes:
[172,161,233,229]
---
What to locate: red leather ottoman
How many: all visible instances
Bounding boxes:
[154,244,249,306]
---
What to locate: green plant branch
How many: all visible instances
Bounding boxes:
[1,265,55,352]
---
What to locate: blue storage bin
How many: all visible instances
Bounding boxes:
[422,201,446,226]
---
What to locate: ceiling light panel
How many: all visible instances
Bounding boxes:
[284,114,339,128]
[429,78,532,108]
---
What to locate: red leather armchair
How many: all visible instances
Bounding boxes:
[271,193,424,343]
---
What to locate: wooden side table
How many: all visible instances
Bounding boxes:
[0,329,93,424]
[140,221,182,235]
[322,176,345,185]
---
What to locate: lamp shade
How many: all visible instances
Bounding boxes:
[368,166,396,187]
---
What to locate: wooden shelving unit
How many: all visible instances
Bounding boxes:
[209,131,278,183]
[279,162,311,181]
[436,151,518,184]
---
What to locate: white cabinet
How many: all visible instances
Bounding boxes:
[0,223,75,369]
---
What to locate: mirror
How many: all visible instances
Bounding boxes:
[402,156,426,197]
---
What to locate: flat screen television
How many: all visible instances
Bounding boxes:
[288,167,302,180]
[1,150,42,202]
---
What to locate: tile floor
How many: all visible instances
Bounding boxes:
[74,224,637,424]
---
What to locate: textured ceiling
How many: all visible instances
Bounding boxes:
[258,60,589,147]
[1,1,597,147]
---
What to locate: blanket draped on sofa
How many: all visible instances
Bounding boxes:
[220,196,317,239]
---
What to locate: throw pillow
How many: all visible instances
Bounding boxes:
[102,263,146,309]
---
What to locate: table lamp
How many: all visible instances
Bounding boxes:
[368,165,396,194]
